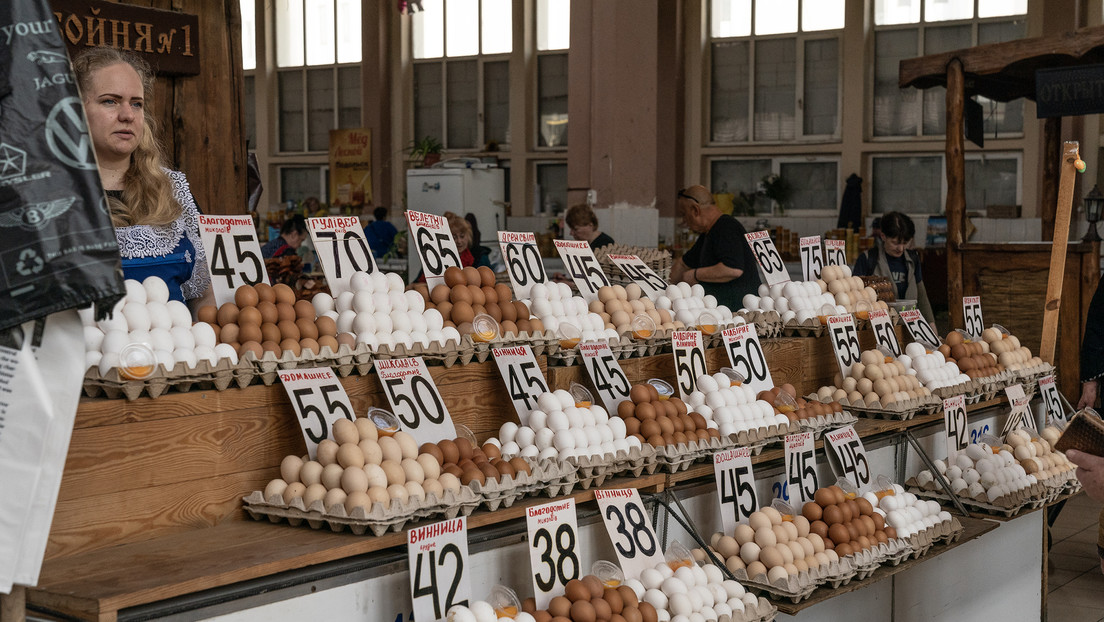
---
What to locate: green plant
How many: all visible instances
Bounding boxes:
[408,135,443,162]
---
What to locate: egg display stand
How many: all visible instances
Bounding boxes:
[806,393,940,422]
[469,329,559,358]
[780,317,826,338]
[82,356,254,400]
[794,409,859,438]
[651,436,719,473]
[245,341,374,382]
[526,458,579,497]
[904,476,1046,518]
[371,334,482,367]
[609,443,659,479]
[728,425,789,454]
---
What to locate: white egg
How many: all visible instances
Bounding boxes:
[337,310,358,334]
[165,300,192,328]
[373,312,393,334]
[390,311,413,333]
[349,271,373,292]
[353,313,377,336]
[410,331,430,347]
[97,352,119,375]
[193,345,217,365]
[173,348,198,368]
[148,328,174,352]
[529,410,548,430]
[153,349,175,370]
[441,326,461,343]
[170,326,196,350]
[388,291,409,312]
[391,330,414,349]
[312,292,335,315]
[122,303,151,332]
[335,291,355,313]
[385,272,405,292]
[213,343,239,364]
[423,308,445,331]
[405,291,426,313]
[84,325,105,351]
[468,601,496,622]
[355,332,379,349]
[101,330,129,355]
[124,279,147,304]
[368,271,389,292]
[142,276,170,304]
[192,323,217,348]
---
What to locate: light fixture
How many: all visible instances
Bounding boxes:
[1083,184,1103,242]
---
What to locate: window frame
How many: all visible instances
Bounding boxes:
[413,52,512,152]
[866,150,1022,214]
[707,154,842,216]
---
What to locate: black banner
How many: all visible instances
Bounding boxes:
[1035,64,1104,118]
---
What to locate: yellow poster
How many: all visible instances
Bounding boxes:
[329,128,372,208]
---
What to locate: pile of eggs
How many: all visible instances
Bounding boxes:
[800,485,896,558]
[1007,427,1075,480]
[818,349,931,407]
[590,284,671,335]
[313,271,461,351]
[527,282,619,342]
[742,269,888,325]
[867,486,952,539]
[937,332,1004,379]
[492,390,638,463]
[914,442,1036,504]
[519,575,658,622]
[654,282,737,331]
[196,282,341,359]
[638,558,758,620]
[901,342,970,391]
[262,418,465,513]
[762,385,847,423]
[424,265,542,338]
[84,277,235,375]
[446,600,533,622]
[420,436,533,487]
[682,375,788,437]
[616,383,720,448]
[702,506,839,583]
[981,327,1043,372]
[820,265,887,316]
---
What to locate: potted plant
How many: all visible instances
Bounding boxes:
[408,135,443,167]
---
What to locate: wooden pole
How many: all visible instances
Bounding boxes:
[1041,117,1062,241]
[1040,141,1081,364]
[0,587,26,622]
[945,59,966,329]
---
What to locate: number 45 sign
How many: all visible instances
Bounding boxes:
[197,215,266,306]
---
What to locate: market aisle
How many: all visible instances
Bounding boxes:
[1049,492,1104,621]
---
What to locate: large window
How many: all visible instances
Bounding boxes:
[708,0,843,143]
[870,153,1021,214]
[873,0,1026,138]
[710,156,839,213]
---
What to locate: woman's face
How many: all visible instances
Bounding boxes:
[884,236,911,258]
[83,62,145,165]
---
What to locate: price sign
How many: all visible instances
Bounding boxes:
[943,395,968,459]
[672,330,707,397]
[498,231,548,300]
[1001,383,1037,435]
[554,239,609,300]
[407,210,463,290]
[526,498,581,609]
[492,345,550,422]
[593,488,664,580]
[277,367,355,460]
[962,296,984,338]
[799,236,823,281]
[969,422,992,445]
[827,314,861,377]
[869,309,901,356]
[745,230,790,286]
[824,426,871,490]
[785,432,818,503]
[721,324,774,394]
[375,357,457,445]
[713,448,758,534]
[408,517,471,622]
[607,254,668,300]
[1039,375,1066,426]
[308,216,378,298]
[197,215,266,306]
[579,341,631,411]
[900,309,940,349]
[824,239,847,267]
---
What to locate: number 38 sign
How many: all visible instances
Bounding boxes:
[594,488,664,580]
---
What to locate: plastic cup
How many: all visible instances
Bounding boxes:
[665,540,694,570]
[569,383,594,408]
[647,378,675,401]
[367,407,400,437]
[486,584,521,618]
[631,313,657,339]
[471,313,500,343]
[454,423,477,447]
[559,322,582,349]
[718,367,746,387]
[591,560,625,587]
[118,342,156,380]
[697,310,719,335]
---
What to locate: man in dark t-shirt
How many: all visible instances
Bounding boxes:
[670,185,761,310]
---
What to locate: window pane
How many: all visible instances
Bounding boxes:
[978,19,1026,44]
[536,162,567,215]
[802,0,844,31]
[305,0,335,65]
[754,38,795,140]
[447,60,478,148]
[924,0,973,22]
[781,161,837,210]
[921,25,971,136]
[874,0,920,25]
[447,0,479,57]
[803,38,838,135]
[338,66,361,129]
[873,29,919,136]
[484,60,510,146]
[414,63,444,145]
[710,159,772,214]
[307,68,335,150]
[240,0,256,70]
[537,0,570,50]
[275,0,305,67]
[711,41,749,142]
[978,0,1027,18]
[965,158,1018,212]
[871,156,943,214]
[482,0,512,54]
[538,54,569,147]
[281,167,323,203]
[413,0,444,59]
[755,0,797,35]
[978,18,1026,134]
[711,0,751,38]
[244,75,256,149]
[336,0,361,62]
[278,71,305,151]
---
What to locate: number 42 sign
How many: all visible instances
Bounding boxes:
[408,517,471,622]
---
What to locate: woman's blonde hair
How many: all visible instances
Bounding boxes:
[73,47,178,227]
[444,211,472,249]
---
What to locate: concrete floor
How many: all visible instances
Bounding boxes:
[1048,492,1104,621]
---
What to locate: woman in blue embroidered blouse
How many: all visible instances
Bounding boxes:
[74,47,211,309]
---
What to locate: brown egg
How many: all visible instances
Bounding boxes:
[239,322,263,344]
[548,596,572,618]
[480,285,498,305]
[828,522,850,546]
[315,315,337,337]
[279,338,302,357]
[294,299,315,320]
[629,384,650,404]
[485,302,503,322]
[260,340,280,354]
[813,488,835,507]
[656,416,674,437]
[492,458,515,478]
[454,437,474,461]
[299,338,319,355]
[603,586,624,614]
[475,265,494,287]
[500,320,518,335]
[336,332,356,348]
[256,300,278,324]
[252,282,274,303]
[495,282,513,303]
[197,305,218,324]
[803,501,823,521]
[482,443,502,460]
[276,302,297,322]
[443,266,465,288]
[430,284,451,304]
[823,504,844,526]
[296,318,319,340]
[564,579,589,602]
[450,285,472,306]
[317,335,339,352]
[617,585,637,608]
[235,306,259,328]
[460,266,480,286]
[639,420,661,438]
[465,284,484,307]
[240,340,264,359]
[457,321,474,335]
[442,463,463,478]
[478,462,499,481]
[635,402,657,421]
[210,324,222,342]
[529,318,545,333]
[591,597,613,621]
[419,443,444,464]
[460,466,486,486]
[234,285,259,308]
[217,302,240,326]
[219,323,240,344]
[510,456,531,476]
[438,439,460,464]
[637,602,658,622]
[570,600,596,621]
[513,300,530,320]
[277,319,300,341]
[515,318,531,333]
[273,283,296,305]
[436,301,453,320]
[452,301,476,325]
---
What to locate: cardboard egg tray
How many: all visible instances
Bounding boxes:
[623,327,674,358]
[737,310,784,338]
[470,329,560,358]
[462,460,562,512]
[780,317,825,338]
[609,443,659,479]
[241,485,481,537]
[371,335,485,368]
[1013,362,1056,390]
[546,335,633,366]
[244,342,375,385]
[906,476,1049,517]
[727,423,793,453]
[82,356,257,400]
[526,458,580,497]
[792,410,858,437]
[713,595,778,622]
[733,556,856,604]
[806,393,940,422]
[566,452,618,489]
[650,435,726,473]
[930,378,986,403]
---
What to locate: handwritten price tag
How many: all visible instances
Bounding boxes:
[594,488,664,581]
[554,239,609,300]
[406,210,463,290]
[785,432,818,503]
[408,517,471,622]
[526,498,581,609]
[308,216,378,298]
[579,341,631,411]
[672,330,707,397]
[607,254,668,300]
[493,345,550,422]
[824,239,847,267]
[745,230,790,286]
[1001,383,1036,435]
[962,296,984,339]
[721,324,774,394]
[827,314,861,377]
[824,425,871,490]
[943,395,968,459]
[198,214,266,306]
[1039,375,1066,426]
[277,367,355,459]
[900,309,940,348]
[799,236,823,281]
[713,448,758,534]
[869,309,901,356]
[499,231,547,300]
[375,357,457,445]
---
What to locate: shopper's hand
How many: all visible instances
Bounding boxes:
[1067,449,1104,503]
[1079,380,1099,410]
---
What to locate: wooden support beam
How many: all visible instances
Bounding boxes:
[1042,117,1062,241]
[1041,141,1081,364]
[946,58,966,329]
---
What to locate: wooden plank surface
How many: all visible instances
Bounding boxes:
[1040,141,1080,364]
[946,58,966,331]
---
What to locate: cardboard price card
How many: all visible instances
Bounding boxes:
[1001,383,1037,435]
[1038,375,1066,426]
[721,324,774,394]
[407,210,463,290]
[799,235,823,281]
[943,395,968,459]
[579,341,631,411]
[671,330,707,397]
[526,498,581,609]
[498,231,547,300]
[593,488,665,581]
[785,432,818,504]
[307,216,379,298]
[869,309,901,356]
[375,357,457,445]
[745,230,790,286]
[824,239,847,267]
[492,345,550,422]
[827,314,861,377]
[407,517,471,622]
[197,214,266,306]
[713,448,758,534]
[962,296,984,339]
[607,254,668,299]
[554,239,609,300]
[277,367,356,460]
[900,309,941,349]
[824,425,871,490]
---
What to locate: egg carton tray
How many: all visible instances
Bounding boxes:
[737,310,784,339]
[734,557,856,604]
[716,596,779,622]
[727,424,792,453]
[546,335,633,366]
[610,443,660,478]
[1013,363,1056,389]
[905,477,1046,518]
[243,343,375,385]
[82,357,257,401]
[241,485,480,537]
[623,327,675,358]
[807,394,939,422]
[650,436,722,473]
[469,329,560,358]
[793,410,858,438]
[780,318,825,338]
[566,452,618,489]
[371,335,487,368]
[465,462,556,512]
[930,378,986,403]
[526,458,580,497]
